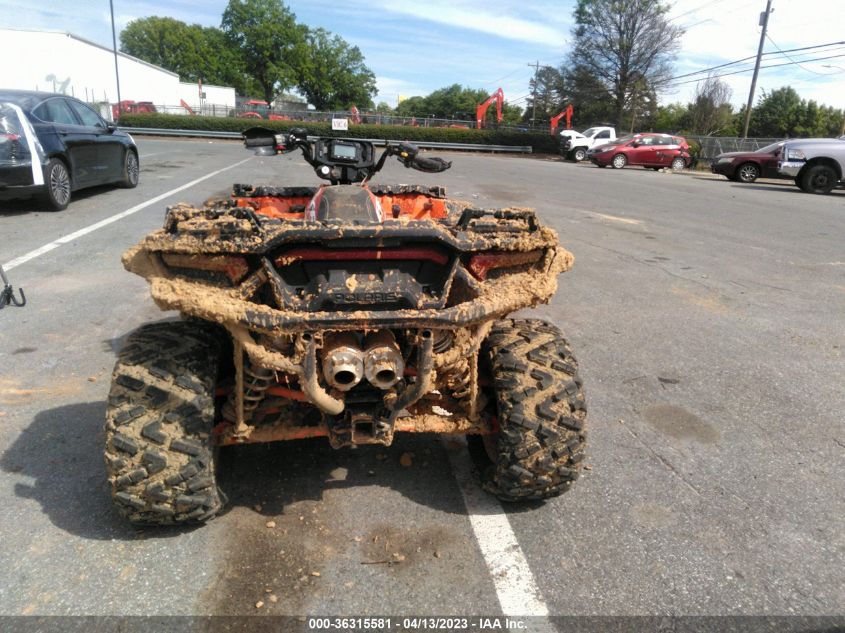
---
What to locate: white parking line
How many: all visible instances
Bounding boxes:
[2,158,251,272]
[446,439,552,622]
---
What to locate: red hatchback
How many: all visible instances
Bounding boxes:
[588,133,690,170]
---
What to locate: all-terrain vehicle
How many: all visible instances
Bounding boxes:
[106,128,587,524]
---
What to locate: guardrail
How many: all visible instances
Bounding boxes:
[119,127,533,153]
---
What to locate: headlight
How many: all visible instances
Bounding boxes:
[717,157,733,164]
[785,148,806,161]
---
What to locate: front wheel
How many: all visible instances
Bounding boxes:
[474,319,587,502]
[42,158,71,211]
[611,154,627,169]
[572,147,588,162]
[736,162,759,183]
[800,164,838,194]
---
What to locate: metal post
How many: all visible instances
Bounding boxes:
[742,0,773,139]
[110,0,122,120]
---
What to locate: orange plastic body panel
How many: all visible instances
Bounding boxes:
[231,192,449,221]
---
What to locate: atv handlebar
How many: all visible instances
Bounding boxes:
[241,127,451,185]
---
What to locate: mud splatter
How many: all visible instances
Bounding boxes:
[629,501,677,529]
[643,404,719,444]
[201,505,334,615]
[360,524,456,571]
[671,286,735,315]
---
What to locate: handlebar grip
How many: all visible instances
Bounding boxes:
[244,136,275,147]
[410,155,452,173]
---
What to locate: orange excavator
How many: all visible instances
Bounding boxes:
[550,104,574,135]
[476,88,504,129]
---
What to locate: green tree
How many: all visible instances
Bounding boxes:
[654,102,689,133]
[748,86,803,137]
[569,0,684,128]
[296,28,376,110]
[375,102,394,114]
[221,0,305,104]
[524,66,568,123]
[121,17,248,91]
[565,66,615,128]
[395,84,522,125]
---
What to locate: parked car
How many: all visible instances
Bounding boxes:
[560,126,617,161]
[778,137,845,194]
[588,133,690,170]
[0,90,138,210]
[711,141,788,183]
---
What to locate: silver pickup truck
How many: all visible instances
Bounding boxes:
[778,136,845,194]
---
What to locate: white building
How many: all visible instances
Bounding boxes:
[0,28,236,118]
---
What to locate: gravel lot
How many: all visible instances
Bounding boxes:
[0,138,842,627]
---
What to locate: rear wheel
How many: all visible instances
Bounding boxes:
[799,164,838,194]
[42,158,71,211]
[105,321,227,525]
[736,162,759,183]
[611,154,627,169]
[120,149,139,188]
[474,319,587,501]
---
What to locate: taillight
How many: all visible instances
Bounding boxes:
[161,253,248,284]
[467,249,543,280]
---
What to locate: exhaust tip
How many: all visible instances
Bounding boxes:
[375,369,397,384]
[364,330,404,389]
[322,334,365,392]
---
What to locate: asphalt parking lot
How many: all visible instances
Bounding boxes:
[0,138,843,627]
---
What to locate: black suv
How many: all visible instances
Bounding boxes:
[0,90,139,210]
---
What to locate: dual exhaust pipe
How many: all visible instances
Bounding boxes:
[322,331,404,391]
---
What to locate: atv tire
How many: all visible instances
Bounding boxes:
[105,320,226,525]
[477,318,587,501]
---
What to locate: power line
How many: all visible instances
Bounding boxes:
[764,33,839,76]
[669,0,728,23]
[667,52,845,87]
[663,40,845,84]
[484,66,532,88]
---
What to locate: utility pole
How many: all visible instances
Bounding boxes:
[742,0,774,139]
[109,0,122,119]
[528,61,540,126]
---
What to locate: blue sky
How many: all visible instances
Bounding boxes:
[2,0,843,114]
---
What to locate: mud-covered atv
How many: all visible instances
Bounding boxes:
[106,127,586,524]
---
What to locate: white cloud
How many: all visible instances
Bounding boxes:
[370,0,567,48]
[667,0,845,107]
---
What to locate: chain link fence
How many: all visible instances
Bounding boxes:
[686,136,784,164]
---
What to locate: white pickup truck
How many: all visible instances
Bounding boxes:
[777,136,845,194]
[559,126,617,161]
